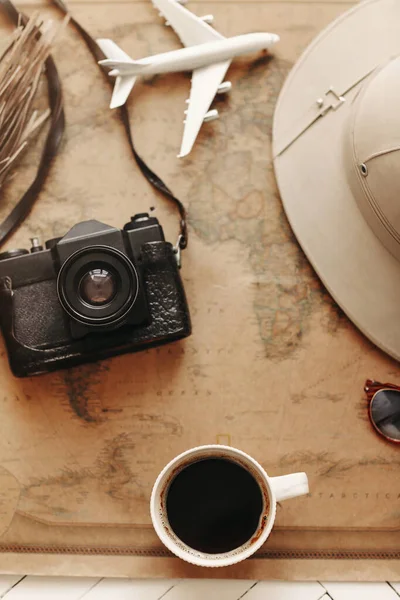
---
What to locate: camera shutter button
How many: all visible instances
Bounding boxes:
[124,213,150,231]
[30,237,43,253]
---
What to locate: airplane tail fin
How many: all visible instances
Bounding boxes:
[109,75,137,109]
[97,38,143,108]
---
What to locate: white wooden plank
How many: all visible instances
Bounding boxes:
[163,579,256,600]
[390,582,400,596]
[243,581,326,600]
[322,582,400,600]
[3,576,99,600]
[81,579,177,600]
[0,576,24,597]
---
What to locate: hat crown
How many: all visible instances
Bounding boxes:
[349,56,400,259]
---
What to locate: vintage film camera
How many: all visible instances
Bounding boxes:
[0,214,191,377]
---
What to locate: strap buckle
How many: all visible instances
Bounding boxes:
[316,87,345,116]
[173,234,183,268]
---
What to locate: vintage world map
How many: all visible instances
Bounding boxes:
[0,0,398,579]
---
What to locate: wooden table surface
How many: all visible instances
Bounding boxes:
[0,576,399,599]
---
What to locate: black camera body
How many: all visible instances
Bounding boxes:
[0,214,191,377]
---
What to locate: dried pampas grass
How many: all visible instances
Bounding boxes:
[0,13,65,188]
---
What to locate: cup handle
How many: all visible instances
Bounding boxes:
[269,472,309,502]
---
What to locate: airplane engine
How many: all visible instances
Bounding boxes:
[203,109,219,123]
[200,15,214,24]
[217,81,232,94]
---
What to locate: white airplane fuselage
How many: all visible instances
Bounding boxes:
[113,33,276,76]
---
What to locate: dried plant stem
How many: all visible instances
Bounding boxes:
[0,12,67,188]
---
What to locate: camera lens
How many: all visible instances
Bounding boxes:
[57,246,139,327]
[79,269,117,306]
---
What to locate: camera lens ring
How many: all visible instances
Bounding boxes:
[57,246,139,327]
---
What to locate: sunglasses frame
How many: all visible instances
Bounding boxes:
[364,379,400,444]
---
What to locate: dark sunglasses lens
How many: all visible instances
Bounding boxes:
[370,390,400,442]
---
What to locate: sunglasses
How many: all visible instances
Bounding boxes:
[364,379,400,444]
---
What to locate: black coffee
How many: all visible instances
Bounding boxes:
[166,457,264,554]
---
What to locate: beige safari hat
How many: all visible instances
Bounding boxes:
[273,0,400,361]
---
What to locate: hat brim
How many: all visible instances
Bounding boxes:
[273,0,400,361]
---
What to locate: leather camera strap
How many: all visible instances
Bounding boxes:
[0,0,65,247]
[0,0,187,251]
[51,0,188,250]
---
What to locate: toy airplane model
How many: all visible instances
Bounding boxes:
[97,0,279,157]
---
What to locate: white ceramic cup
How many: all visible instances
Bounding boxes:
[150,444,309,567]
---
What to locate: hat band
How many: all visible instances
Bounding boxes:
[274,69,374,158]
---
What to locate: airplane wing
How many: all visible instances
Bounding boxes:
[152,0,224,47]
[179,60,231,157]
